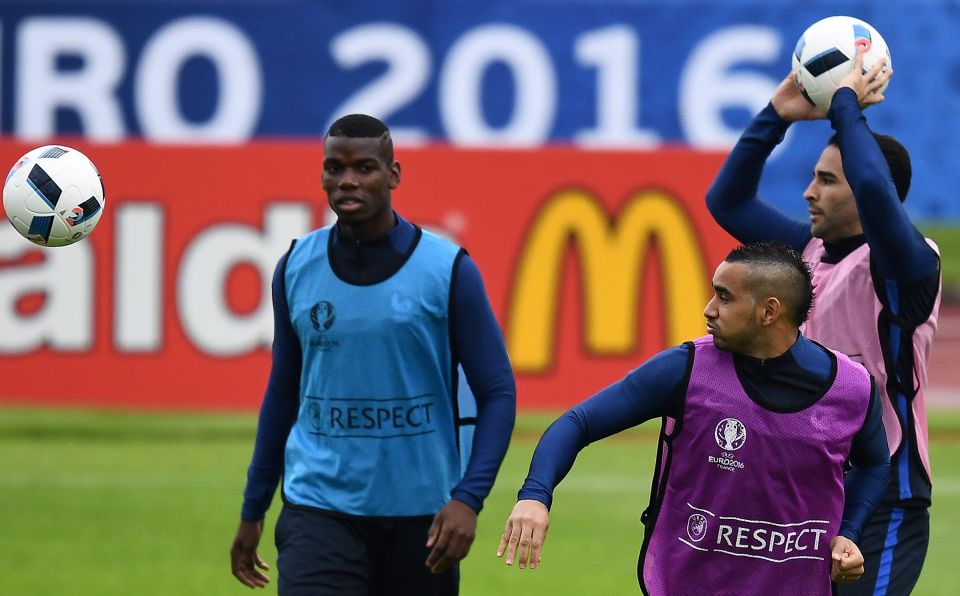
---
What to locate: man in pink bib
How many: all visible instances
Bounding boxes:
[498,242,890,595]
[705,50,939,595]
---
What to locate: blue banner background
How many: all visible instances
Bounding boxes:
[1,1,957,220]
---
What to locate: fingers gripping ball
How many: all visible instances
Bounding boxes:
[792,16,891,113]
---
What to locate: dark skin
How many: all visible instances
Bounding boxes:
[321,134,400,242]
[229,134,478,587]
[230,520,269,588]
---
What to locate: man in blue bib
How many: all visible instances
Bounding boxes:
[230,114,517,595]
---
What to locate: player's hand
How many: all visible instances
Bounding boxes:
[830,535,865,584]
[771,73,827,121]
[497,499,549,570]
[838,46,891,108]
[425,499,478,574]
[230,519,270,588]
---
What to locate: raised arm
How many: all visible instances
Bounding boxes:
[705,78,813,250]
[829,88,938,282]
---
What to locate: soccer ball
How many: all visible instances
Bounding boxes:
[2,145,105,247]
[792,16,891,113]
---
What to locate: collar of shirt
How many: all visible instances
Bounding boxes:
[821,234,867,264]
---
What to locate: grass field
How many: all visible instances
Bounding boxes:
[2,407,959,595]
[920,224,960,291]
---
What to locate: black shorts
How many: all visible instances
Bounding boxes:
[834,505,929,596]
[275,505,459,596]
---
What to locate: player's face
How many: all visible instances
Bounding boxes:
[322,136,400,240]
[803,145,862,243]
[703,261,762,354]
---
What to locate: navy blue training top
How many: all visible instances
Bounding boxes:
[518,335,888,542]
[704,88,939,505]
[241,212,516,520]
[705,88,939,282]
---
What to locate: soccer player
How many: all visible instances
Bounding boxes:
[230,114,516,595]
[705,50,939,595]
[498,242,890,595]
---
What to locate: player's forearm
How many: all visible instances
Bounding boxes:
[240,385,299,520]
[839,461,890,542]
[830,89,937,279]
[517,411,591,509]
[451,387,516,512]
[705,104,809,246]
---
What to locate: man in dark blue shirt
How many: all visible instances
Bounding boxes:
[498,242,889,594]
[705,50,940,595]
[229,114,516,595]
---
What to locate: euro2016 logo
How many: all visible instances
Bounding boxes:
[310,301,336,331]
[715,418,746,451]
[309,301,339,351]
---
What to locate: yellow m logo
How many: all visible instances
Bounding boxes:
[507,189,710,372]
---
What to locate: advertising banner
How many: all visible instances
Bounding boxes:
[0,141,732,409]
[0,1,956,219]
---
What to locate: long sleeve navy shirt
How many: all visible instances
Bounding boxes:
[241,213,516,520]
[518,335,889,542]
[704,89,939,283]
[704,88,940,506]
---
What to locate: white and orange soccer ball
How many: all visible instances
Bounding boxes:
[792,16,891,113]
[2,145,105,247]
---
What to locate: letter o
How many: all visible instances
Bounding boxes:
[135,16,262,142]
[439,24,556,146]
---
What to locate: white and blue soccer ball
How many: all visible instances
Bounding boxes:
[2,145,105,247]
[792,16,891,113]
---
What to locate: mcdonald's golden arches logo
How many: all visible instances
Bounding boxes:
[507,188,710,373]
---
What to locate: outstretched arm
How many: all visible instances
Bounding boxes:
[498,345,689,569]
[705,76,813,250]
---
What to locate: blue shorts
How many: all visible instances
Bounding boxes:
[275,505,459,596]
[835,505,929,596]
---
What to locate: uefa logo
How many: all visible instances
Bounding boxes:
[715,418,747,451]
[686,514,708,542]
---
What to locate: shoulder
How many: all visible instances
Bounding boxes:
[291,225,332,254]
[418,227,463,253]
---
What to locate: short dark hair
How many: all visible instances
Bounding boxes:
[326,114,394,162]
[827,132,911,202]
[724,242,814,326]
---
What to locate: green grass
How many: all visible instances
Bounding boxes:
[919,224,960,289]
[1,407,958,595]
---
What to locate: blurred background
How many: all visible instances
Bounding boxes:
[1,1,957,594]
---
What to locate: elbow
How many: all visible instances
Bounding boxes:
[704,184,736,227]
[704,185,723,217]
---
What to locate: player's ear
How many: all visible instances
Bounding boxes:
[760,296,783,326]
[389,161,401,189]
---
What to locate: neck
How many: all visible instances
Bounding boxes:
[821,234,866,263]
[742,329,798,360]
[338,211,396,242]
